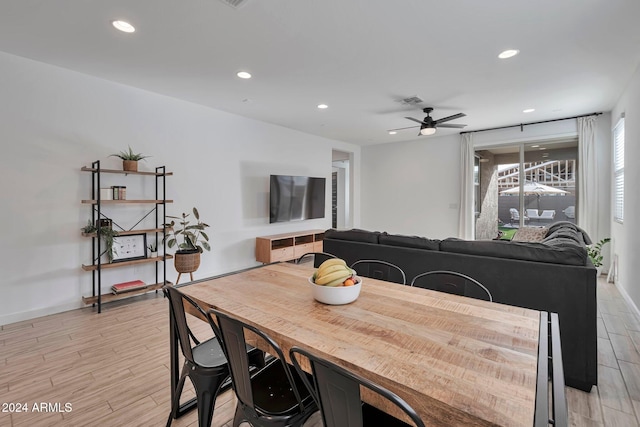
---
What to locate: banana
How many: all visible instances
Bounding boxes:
[317,258,346,273]
[315,267,352,285]
[316,263,349,278]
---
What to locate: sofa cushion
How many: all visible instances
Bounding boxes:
[379,233,440,251]
[324,228,380,244]
[440,239,587,266]
[512,227,548,243]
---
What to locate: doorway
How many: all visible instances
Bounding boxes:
[332,150,351,229]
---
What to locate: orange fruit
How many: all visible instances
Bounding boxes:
[343,278,355,287]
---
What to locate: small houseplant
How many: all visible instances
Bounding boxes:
[110,146,150,172]
[147,241,158,258]
[81,220,119,263]
[164,207,210,281]
[587,237,610,270]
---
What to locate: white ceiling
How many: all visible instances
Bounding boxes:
[1,0,639,146]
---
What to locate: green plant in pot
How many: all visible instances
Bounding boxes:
[164,207,210,283]
[587,237,610,269]
[110,146,150,172]
[81,220,119,263]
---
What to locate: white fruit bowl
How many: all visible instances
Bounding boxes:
[308,276,362,305]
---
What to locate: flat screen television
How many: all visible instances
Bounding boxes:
[269,175,326,223]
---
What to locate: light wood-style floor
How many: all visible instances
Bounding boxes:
[0,276,638,427]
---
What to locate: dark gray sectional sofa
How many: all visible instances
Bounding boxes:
[322,222,598,391]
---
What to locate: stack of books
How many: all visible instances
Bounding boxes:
[111,280,147,294]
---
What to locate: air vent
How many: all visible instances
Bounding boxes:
[399,96,423,105]
[219,0,249,8]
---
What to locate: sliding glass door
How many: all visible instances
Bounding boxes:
[475,139,578,240]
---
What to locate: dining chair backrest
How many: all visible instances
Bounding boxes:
[164,285,237,427]
[350,260,406,285]
[410,270,493,302]
[290,346,426,427]
[295,251,337,267]
[207,307,316,426]
[164,285,212,363]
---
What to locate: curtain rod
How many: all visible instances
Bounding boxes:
[459,112,603,135]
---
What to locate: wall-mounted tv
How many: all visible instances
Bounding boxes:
[270,175,326,223]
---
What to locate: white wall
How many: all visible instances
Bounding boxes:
[0,51,360,325]
[611,63,640,312]
[360,134,462,238]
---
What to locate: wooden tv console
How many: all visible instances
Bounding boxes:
[255,229,325,263]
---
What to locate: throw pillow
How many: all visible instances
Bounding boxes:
[512,227,549,243]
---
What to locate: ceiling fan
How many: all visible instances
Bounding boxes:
[389,107,467,136]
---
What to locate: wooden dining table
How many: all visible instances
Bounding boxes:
[174,262,564,426]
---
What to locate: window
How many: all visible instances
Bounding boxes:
[613,118,625,223]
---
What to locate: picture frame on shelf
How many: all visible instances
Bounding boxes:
[112,233,147,263]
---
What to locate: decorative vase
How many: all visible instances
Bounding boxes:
[123,160,138,172]
[149,251,158,259]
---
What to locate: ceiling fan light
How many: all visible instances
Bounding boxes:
[420,127,436,136]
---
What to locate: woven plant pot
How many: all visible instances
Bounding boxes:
[174,250,201,273]
[123,160,138,172]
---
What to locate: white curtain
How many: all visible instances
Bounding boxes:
[459,133,475,239]
[577,116,598,240]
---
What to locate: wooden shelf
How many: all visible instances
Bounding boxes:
[81,199,173,204]
[82,254,173,271]
[81,166,173,176]
[82,228,169,238]
[82,282,172,305]
[256,229,325,263]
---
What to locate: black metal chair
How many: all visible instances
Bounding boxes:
[208,307,318,427]
[289,347,426,427]
[163,286,264,427]
[410,270,493,302]
[295,251,337,266]
[350,259,407,285]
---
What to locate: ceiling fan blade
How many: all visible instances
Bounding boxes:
[437,123,467,128]
[405,117,427,125]
[434,113,466,124]
[388,125,420,132]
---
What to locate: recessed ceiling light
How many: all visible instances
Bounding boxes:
[112,20,135,33]
[388,131,397,135]
[539,147,547,150]
[523,108,535,113]
[531,145,540,148]
[237,71,252,79]
[317,104,328,109]
[498,49,519,59]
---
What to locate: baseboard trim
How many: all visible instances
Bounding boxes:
[614,280,640,319]
[0,301,83,327]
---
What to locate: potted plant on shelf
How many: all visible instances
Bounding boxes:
[110,146,150,172]
[587,237,610,275]
[81,220,119,263]
[164,207,210,280]
[147,242,158,258]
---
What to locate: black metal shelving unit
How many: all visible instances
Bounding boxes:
[81,160,173,313]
